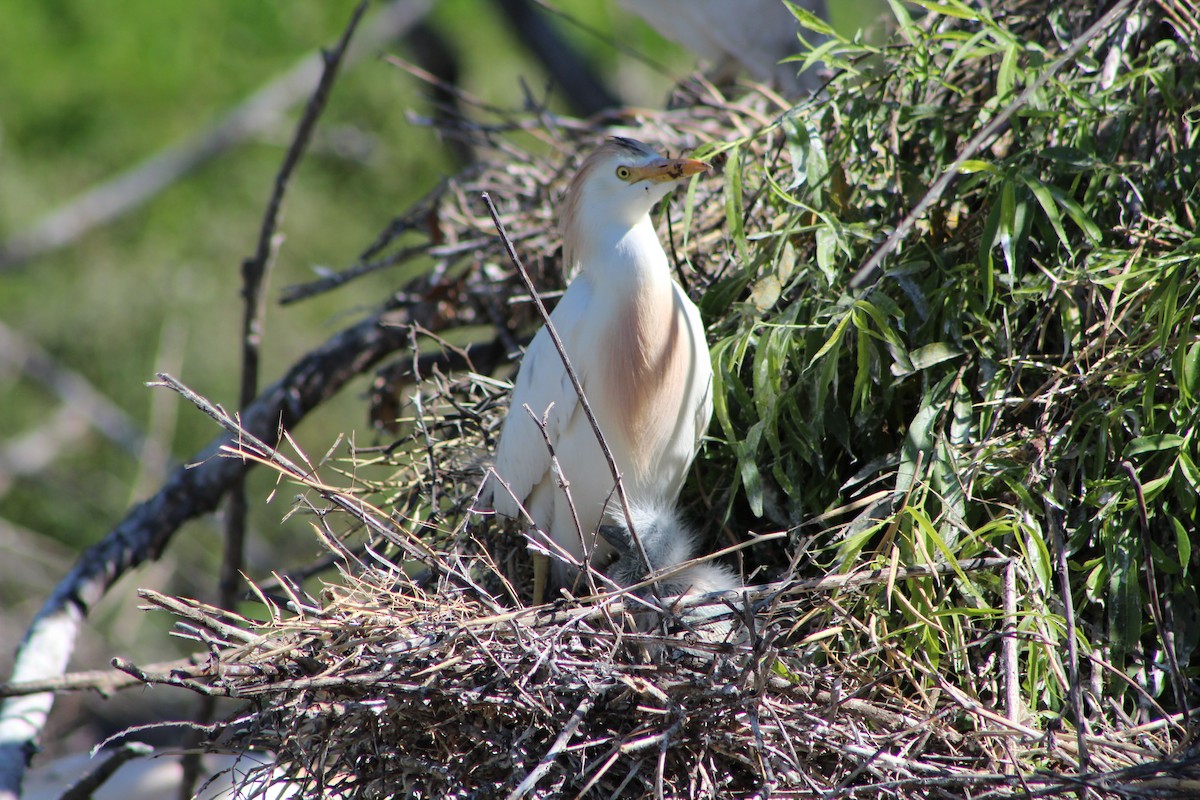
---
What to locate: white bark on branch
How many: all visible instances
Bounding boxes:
[0,308,412,800]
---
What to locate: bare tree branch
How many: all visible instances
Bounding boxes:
[58,742,155,800]
[184,6,371,798]
[0,307,412,800]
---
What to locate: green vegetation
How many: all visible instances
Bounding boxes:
[697,0,1198,716]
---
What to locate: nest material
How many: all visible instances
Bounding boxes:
[132,549,1188,798]
[117,0,1200,796]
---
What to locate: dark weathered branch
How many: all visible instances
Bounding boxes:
[0,307,411,800]
[58,742,155,800]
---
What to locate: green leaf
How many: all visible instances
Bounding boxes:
[815,226,839,283]
[898,376,950,495]
[997,41,1019,99]
[957,159,997,174]
[1175,339,1200,401]
[809,309,853,365]
[1107,534,1142,656]
[739,420,766,517]
[908,0,980,20]
[1172,516,1192,574]
[724,143,749,268]
[785,1,839,38]
[1023,522,1053,590]
[909,342,965,371]
[1045,184,1104,244]
[1023,175,1072,253]
[1124,434,1185,458]
[885,0,917,38]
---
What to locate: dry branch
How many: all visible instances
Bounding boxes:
[189,6,369,793]
[0,307,413,800]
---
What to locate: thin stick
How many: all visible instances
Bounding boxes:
[1003,559,1022,726]
[223,0,368,621]
[0,658,207,699]
[185,8,369,798]
[481,192,653,581]
[58,742,155,800]
[507,693,596,799]
[1122,460,1189,723]
[1044,493,1090,770]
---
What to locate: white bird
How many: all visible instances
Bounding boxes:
[599,502,742,649]
[488,137,713,597]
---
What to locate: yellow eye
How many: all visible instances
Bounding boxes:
[615,166,632,180]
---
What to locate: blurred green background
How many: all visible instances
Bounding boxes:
[0,0,882,750]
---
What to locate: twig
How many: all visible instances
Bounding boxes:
[186,10,368,780]
[150,372,470,585]
[1044,491,1091,771]
[0,657,208,699]
[1003,559,1022,725]
[508,692,597,799]
[224,0,367,646]
[58,742,154,800]
[528,402,592,592]
[1122,460,1189,724]
[0,308,411,800]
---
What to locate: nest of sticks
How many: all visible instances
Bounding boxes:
[115,1,1200,796]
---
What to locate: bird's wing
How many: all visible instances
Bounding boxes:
[678,283,714,459]
[489,280,595,522]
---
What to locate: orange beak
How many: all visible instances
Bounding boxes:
[629,157,710,184]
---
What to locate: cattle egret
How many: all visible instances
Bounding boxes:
[600,503,741,649]
[488,137,713,597]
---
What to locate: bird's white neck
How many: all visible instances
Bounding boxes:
[572,214,669,291]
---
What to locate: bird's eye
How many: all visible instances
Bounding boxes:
[615,166,632,180]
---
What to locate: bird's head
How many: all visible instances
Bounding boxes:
[562,138,709,272]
